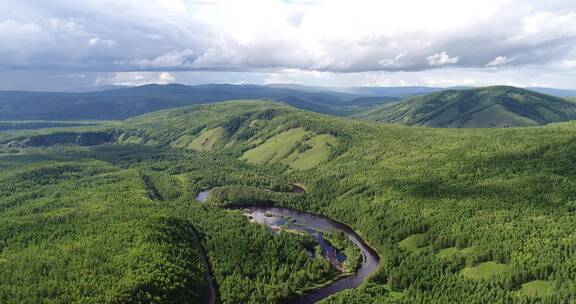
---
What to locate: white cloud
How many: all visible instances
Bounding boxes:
[0,0,575,89]
[87,37,118,48]
[149,49,196,67]
[427,52,460,66]
[49,18,83,32]
[160,0,189,12]
[379,53,406,67]
[2,0,576,72]
[487,56,510,66]
[96,71,176,86]
[119,49,197,68]
[158,72,176,83]
[561,60,576,68]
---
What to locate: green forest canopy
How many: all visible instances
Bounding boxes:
[1,100,575,303]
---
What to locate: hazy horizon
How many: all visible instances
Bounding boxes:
[2,81,576,94]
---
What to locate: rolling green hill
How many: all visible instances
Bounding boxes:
[120,101,344,171]
[2,100,576,303]
[356,86,576,128]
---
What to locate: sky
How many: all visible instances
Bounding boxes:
[1,0,575,91]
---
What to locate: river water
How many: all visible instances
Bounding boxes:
[196,191,379,304]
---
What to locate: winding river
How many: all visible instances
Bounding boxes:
[197,190,380,304]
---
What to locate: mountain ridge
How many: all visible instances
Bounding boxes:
[0,84,397,120]
[355,86,576,128]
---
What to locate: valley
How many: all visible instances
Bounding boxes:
[4,1,576,303]
[1,99,576,303]
[198,188,378,303]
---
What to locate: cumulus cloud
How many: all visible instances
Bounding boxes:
[427,52,460,66]
[0,0,575,89]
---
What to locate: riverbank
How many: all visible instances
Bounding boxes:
[196,189,380,304]
[190,226,218,304]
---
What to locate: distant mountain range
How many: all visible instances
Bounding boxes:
[525,87,576,97]
[0,84,398,120]
[1,83,576,126]
[267,84,576,98]
[355,86,576,128]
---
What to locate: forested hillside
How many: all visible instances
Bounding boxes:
[1,100,576,303]
[0,144,342,304]
[0,155,210,303]
[356,86,576,127]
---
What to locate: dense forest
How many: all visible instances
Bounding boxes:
[1,100,576,303]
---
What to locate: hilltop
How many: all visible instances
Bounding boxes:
[1,101,345,171]
[356,86,576,128]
